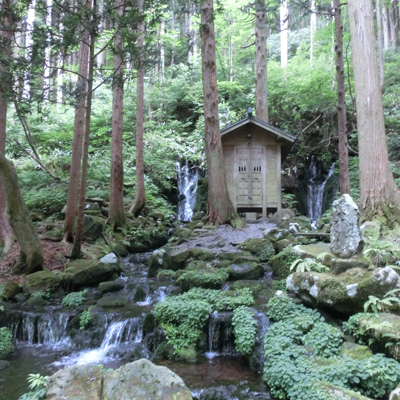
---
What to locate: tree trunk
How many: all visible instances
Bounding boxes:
[280,0,288,68]
[129,0,146,216]
[109,0,125,229]
[200,0,242,227]
[382,3,390,49]
[348,0,400,222]
[310,0,317,63]
[333,0,349,195]
[0,152,44,274]
[63,0,90,242]
[0,0,14,256]
[376,0,385,92]
[389,1,398,49]
[255,0,268,122]
[71,0,96,259]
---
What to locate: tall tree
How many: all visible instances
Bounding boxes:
[0,0,14,256]
[376,0,385,92]
[255,0,268,122]
[109,0,126,229]
[348,0,400,221]
[280,0,288,69]
[200,0,242,227]
[333,0,349,195]
[129,0,146,216]
[0,153,43,274]
[63,0,91,241]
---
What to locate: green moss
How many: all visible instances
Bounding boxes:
[269,246,299,279]
[177,268,229,291]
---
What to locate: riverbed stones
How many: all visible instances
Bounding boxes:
[46,359,193,400]
[24,270,65,294]
[0,282,21,301]
[237,238,275,262]
[227,262,265,281]
[286,266,400,315]
[330,194,364,258]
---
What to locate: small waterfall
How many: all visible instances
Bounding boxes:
[307,158,335,221]
[11,311,71,348]
[205,312,236,359]
[251,310,271,374]
[176,159,199,221]
[55,317,146,366]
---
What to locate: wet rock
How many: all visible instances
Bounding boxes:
[273,239,293,253]
[264,228,294,243]
[192,211,205,220]
[0,360,10,370]
[97,294,127,308]
[46,359,193,400]
[390,385,400,400]
[64,259,122,288]
[227,263,264,281]
[269,247,300,279]
[237,238,275,262]
[286,266,400,315]
[330,194,364,258]
[339,342,373,361]
[98,280,125,295]
[0,282,22,301]
[24,270,65,294]
[82,215,105,242]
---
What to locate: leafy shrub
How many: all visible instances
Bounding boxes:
[232,306,257,355]
[79,308,93,330]
[176,268,229,291]
[263,296,400,399]
[0,327,13,358]
[18,374,48,400]
[62,290,88,307]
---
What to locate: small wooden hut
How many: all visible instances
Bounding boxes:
[221,110,295,217]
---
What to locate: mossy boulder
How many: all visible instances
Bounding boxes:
[273,238,293,253]
[24,270,65,293]
[0,282,22,301]
[97,294,127,308]
[339,342,373,361]
[98,280,125,295]
[46,359,193,400]
[264,228,294,243]
[190,248,216,261]
[177,269,229,291]
[82,215,105,242]
[269,247,300,279]
[128,226,168,253]
[315,381,373,400]
[172,228,192,241]
[237,238,275,262]
[227,262,264,281]
[286,266,400,315]
[64,259,122,288]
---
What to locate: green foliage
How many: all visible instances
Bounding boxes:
[263,296,400,399]
[18,374,48,400]
[176,268,229,291]
[363,241,398,267]
[363,289,400,313]
[290,257,329,273]
[79,307,93,330]
[31,289,51,299]
[153,288,254,355]
[61,290,88,307]
[232,306,257,355]
[281,192,298,209]
[0,327,14,358]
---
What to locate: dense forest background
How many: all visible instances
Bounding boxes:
[1,0,400,230]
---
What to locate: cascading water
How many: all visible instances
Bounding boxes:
[205,312,236,359]
[176,159,199,221]
[307,157,335,222]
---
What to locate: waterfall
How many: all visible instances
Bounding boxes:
[205,312,236,359]
[307,158,335,221]
[55,317,146,366]
[176,159,199,221]
[11,311,72,348]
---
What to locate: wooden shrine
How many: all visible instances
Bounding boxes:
[221,110,295,217]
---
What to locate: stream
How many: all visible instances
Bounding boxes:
[0,252,272,400]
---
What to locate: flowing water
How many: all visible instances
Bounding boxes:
[0,252,272,400]
[176,159,199,221]
[307,157,335,222]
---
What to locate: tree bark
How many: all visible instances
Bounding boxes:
[200,0,242,227]
[280,0,288,69]
[0,0,14,256]
[255,0,268,122]
[388,1,398,49]
[376,0,385,92]
[63,0,91,242]
[382,2,390,49]
[109,0,125,229]
[333,0,349,195]
[0,152,44,274]
[71,0,96,259]
[310,0,317,63]
[129,0,146,216]
[348,0,400,222]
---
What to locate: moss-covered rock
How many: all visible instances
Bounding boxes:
[269,247,300,279]
[96,294,127,308]
[24,270,65,293]
[0,282,22,301]
[339,342,373,361]
[98,280,125,295]
[177,269,229,291]
[82,214,105,242]
[286,266,400,315]
[64,259,122,288]
[264,228,294,243]
[273,238,293,253]
[237,238,275,262]
[227,262,264,281]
